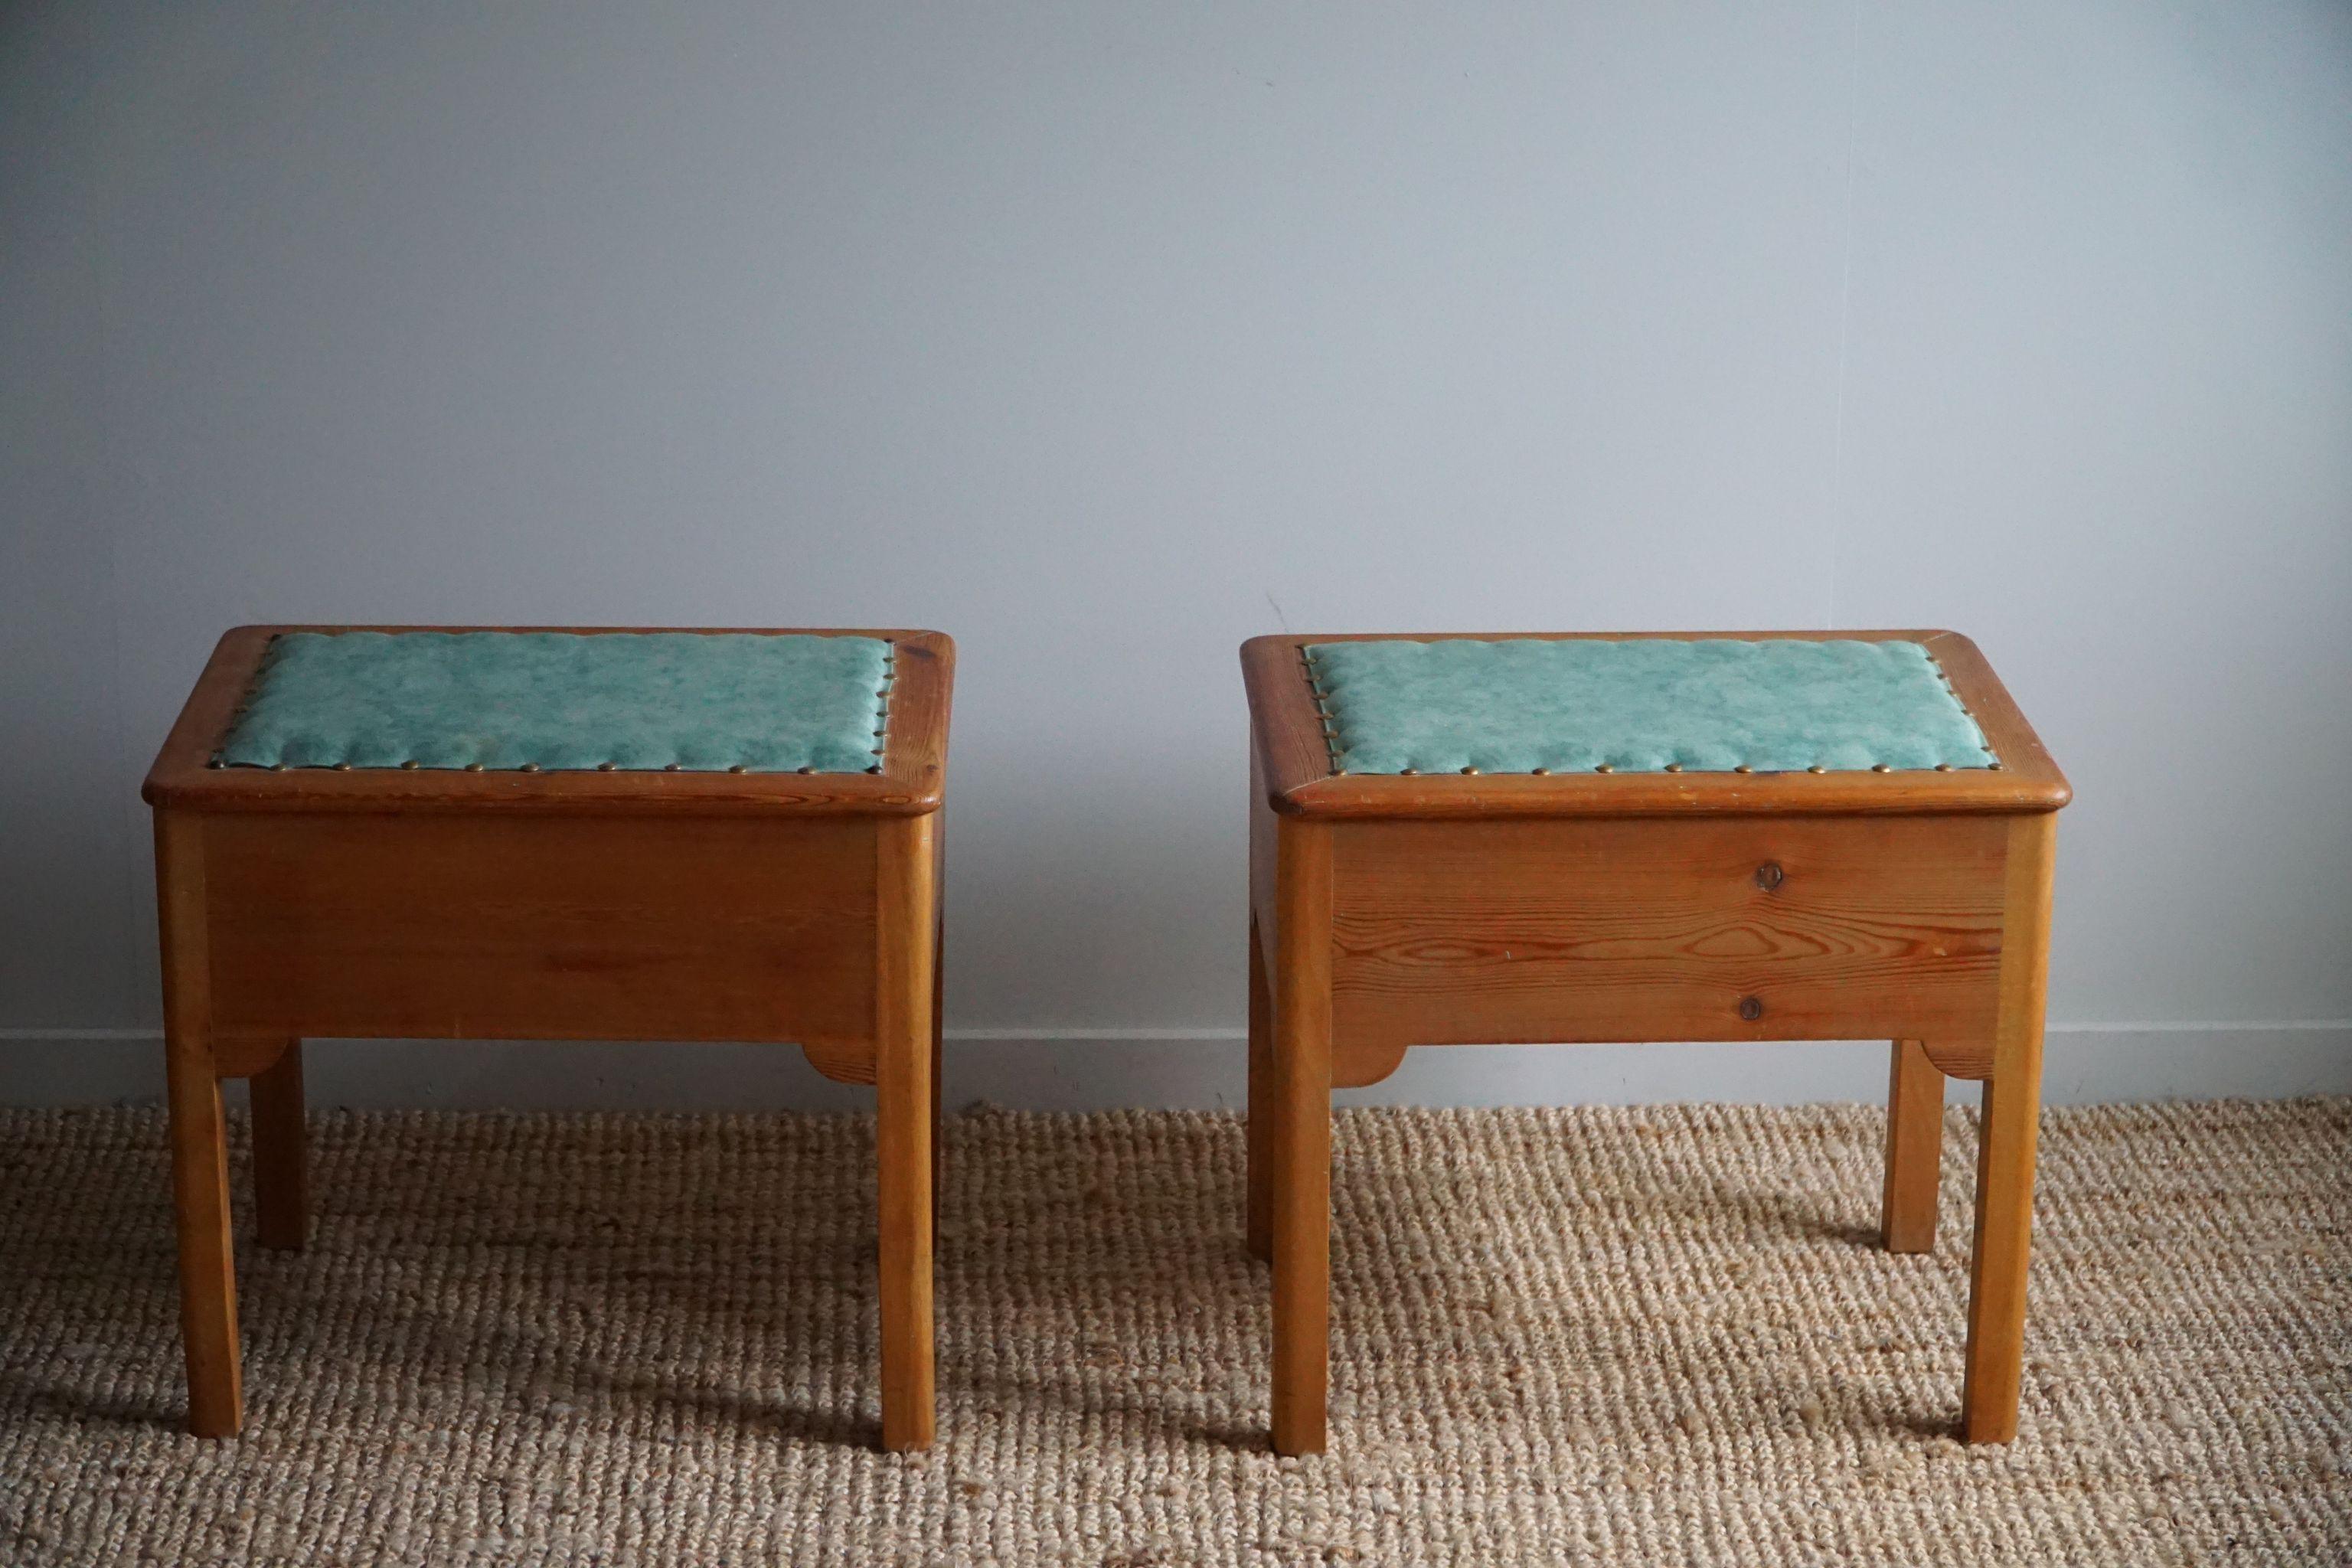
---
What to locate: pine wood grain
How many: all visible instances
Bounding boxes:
[1269,818,1334,1459]
[1962,812,2056,1443]
[249,1043,308,1254]
[201,814,879,1045]
[1246,912,1273,1265]
[156,812,242,1438]
[1880,1039,1944,1255]
[875,815,938,1452]
[1328,815,2009,1058]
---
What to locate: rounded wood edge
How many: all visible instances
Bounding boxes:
[1246,629,2071,819]
[144,625,956,817]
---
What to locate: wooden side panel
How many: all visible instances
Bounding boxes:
[202,814,877,1044]
[1329,815,2007,1054]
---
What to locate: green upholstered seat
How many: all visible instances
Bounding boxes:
[216,631,893,773]
[1303,638,1997,776]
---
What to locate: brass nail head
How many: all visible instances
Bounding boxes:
[1756,862,1784,892]
[1807,765,1826,775]
[1595,763,1614,774]
[1870,763,1892,774]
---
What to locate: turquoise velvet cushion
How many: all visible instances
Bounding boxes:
[1304,639,1996,775]
[217,632,893,773]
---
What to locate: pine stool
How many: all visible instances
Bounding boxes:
[141,625,952,1449]
[1239,631,2069,1455]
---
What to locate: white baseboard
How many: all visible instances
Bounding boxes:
[2,1023,2345,1110]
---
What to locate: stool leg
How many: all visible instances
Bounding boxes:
[250,1041,308,1253]
[1962,813,2056,1444]
[876,815,937,1452]
[1246,913,1273,1263]
[157,812,241,1437]
[1269,822,1333,1457]
[929,922,944,1255]
[167,1029,242,1437]
[1880,1039,1943,1253]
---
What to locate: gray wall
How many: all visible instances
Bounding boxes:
[6,2,2350,1110]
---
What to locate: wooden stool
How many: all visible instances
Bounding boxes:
[1239,631,2069,1455]
[141,625,953,1449]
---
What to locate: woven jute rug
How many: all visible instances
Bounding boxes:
[1,1099,2345,1566]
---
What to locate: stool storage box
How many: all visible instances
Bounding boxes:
[1240,630,2069,1455]
[142,625,952,1450]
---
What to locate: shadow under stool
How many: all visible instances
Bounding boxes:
[1238,629,2069,1455]
[142,623,953,1450]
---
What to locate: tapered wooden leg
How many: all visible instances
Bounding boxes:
[1269,822,1334,1457]
[1246,913,1274,1263]
[250,1041,308,1253]
[1881,1039,1943,1253]
[156,810,242,1437]
[1962,813,2056,1444]
[167,1031,242,1436]
[876,815,938,1452]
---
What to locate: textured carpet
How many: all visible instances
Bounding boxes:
[1,1099,2346,1566]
